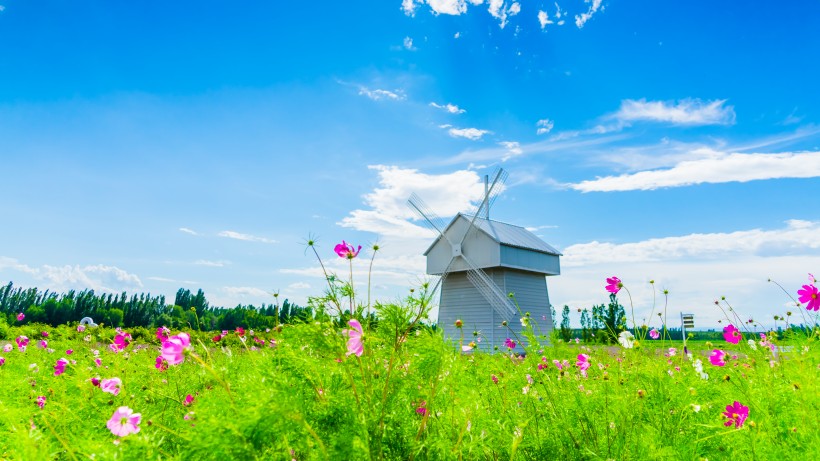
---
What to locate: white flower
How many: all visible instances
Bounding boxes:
[691,404,701,413]
[617,331,634,349]
[747,339,758,351]
[520,317,529,327]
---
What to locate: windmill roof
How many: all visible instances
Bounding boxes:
[424,213,562,256]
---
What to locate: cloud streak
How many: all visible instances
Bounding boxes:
[611,98,736,126]
[218,231,277,244]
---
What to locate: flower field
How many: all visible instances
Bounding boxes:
[1,273,819,460]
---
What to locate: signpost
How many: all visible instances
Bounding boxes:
[681,313,695,350]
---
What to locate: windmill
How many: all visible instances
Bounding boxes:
[407,168,561,351]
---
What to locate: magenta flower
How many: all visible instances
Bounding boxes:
[91,377,101,387]
[577,353,590,377]
[161,333,191,366]
[38,340,48,349]
[15,336,29,351]
[111,330,132,352]
[183,394,194,406]
[722,401,749,428]
[344,319,364,357]
[155,356,168,371]
[334,241,362,259]
[504,338,516,350]
[709,349,727,367]
[16,312,25,322]
[0,357,5,366]
[77,324,86,332]
[54,358,69,376]
[101,377,122,396]
[605,276,622,294]
[66,349,73,355]
[553,359,570,370]
[798,284,819,311]
[415,400,427,416]
[723,324,741,344]
[649,328,660,340]
[94,358,102,367]
[107,406,141,437]
[41,331,49,338]
[157,326,171,343]
[235,327,245,337]
[36,396,46,408]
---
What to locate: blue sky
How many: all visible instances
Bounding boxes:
[1,0,819,328]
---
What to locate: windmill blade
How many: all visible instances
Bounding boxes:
[460,252,517,318]
[407,193,452,242]
[457,168,509,247]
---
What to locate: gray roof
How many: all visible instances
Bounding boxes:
[424,213,562,256]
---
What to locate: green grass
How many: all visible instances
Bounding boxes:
[1,316,818,460]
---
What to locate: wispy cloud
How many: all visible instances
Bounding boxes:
[403,36,417,51]
[193,259,230,267]
[571,150,820,192]
[358,86,406,101]
[611,98,736,126]
[147,276,198,284]
[440,125,491,140]
[536,118,554,135]
[178,227,199,236]
[0,256,143,293]
[499,141,523,161]
[222,286,270,298]
[575,0,603,28]
[488,0,521,29]
[288,282,311,290]
[218,231,277,244]
[430,102,466,114]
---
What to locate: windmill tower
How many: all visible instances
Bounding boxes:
[408,169,561,352]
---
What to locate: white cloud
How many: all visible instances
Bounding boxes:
[430,102,466,114]
[0,257,143,293]
[402,0,418,16]
[358,86,406,101]
[178,227,198,235]
[488,0,521,28]
[538,10,553,29]
[552,220,820,328]
[147,276,198,284]
[222,286,271,298]
[571,150,820,192]
[612,98,736,126]
[575,0,603,28]
[403,36,416,51]
[194,260,229,267]
[218,230,277,244]
[288,282,311,290]
[441,125,491,140]
[499,141,523,161]
[536,118,554,135]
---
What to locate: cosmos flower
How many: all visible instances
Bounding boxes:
[576,354,590,377]
[53,358,69,376]
[504,338,516,350]
[157,326,171,343]
[344,319,364,357]
[101,377,122,396]
[605,276,622,294]
[155,356,168,371]
[797,284,819,311]
[16,313,25,322]
[161,333,191,365]
[649,329,660,340]
[107,406,141,437]
[618,331,635,349]
[723,324,741,344]
[722,401,749,428]
[709,349,727,367]
[334,241,362,259]
[183,394,194,406]
[36,396,46,408]
[3,344,11,353]
[77,324,86,332]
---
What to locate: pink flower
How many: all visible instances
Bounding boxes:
[38,340,48,349]
[101,377,122,395]
[0,357,5,366]
[15,336,29,351]
[161,333,191,365]
[798,284,819,311]
[415,400,427,416]
[235,327,245,337]
[553,359,569,370]
[491,374,499,384]
[66,349,73,355]
[334,241,362,259]
[54,358,69,376]
[3,344,11,353]
[111,330,132,352]
[41,331,49,338]
[344,319,364,357]
[723,324,741,344]
[576,354,590,377]
[504,338,516,349]
[709,349,727,367]
[16,312,25,321]
[157,326,171,343]
[605,276,622,294]
[649,329,660,340]
[212,334,224,342]
[77,324,86,332]
[722,401,749,428]
[91,377,101,387]
[155,356,168,371]
[36,396,46,408]
[94,358,102,367]
[183,394,194,406]
[107,406,141,437]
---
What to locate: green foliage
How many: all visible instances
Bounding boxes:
[559,305,572,342]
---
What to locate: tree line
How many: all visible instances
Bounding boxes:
[0,281,313,331]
